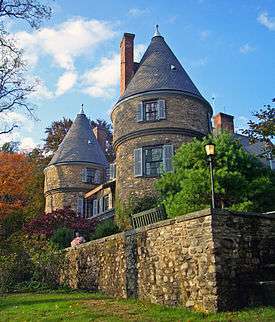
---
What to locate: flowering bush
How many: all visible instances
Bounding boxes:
[24,207,97,238]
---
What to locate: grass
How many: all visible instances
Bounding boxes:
[0,291,275,321]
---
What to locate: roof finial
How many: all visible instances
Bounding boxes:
[154,24,161,37]
[80,104,85,115]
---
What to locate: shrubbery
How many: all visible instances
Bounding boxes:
[156,132,275,217]
[0,234,65,293]
[24,207,97,238]
[90,219,119,240]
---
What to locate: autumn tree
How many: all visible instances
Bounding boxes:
[0,0,51,134]
[0,151,34,219]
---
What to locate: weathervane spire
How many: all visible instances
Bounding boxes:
[80,104,85,115]
[154,24,161,37]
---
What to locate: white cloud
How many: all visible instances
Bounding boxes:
[81,54,119,98]
[134,44,146,61]
[31,79,54,100]
[20,137,37,151]
[240,43,255,54]
[128,8,150,17]
[257,11,275,31]
[15,18,116,71]
[56,71,78,96]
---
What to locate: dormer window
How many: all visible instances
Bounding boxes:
[137,99,166,122]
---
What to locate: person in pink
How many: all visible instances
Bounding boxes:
[71,232,86,247]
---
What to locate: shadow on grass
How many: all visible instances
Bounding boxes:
[0,294,105,311]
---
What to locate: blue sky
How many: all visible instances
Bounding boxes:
[2,0,275,150]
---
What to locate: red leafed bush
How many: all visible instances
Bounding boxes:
[24,207,97,237]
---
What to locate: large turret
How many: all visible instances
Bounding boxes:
[44,109,108,214]
[112,27,212,204]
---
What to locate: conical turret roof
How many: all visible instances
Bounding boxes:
[119,32,206,103]
[49,110,108,167]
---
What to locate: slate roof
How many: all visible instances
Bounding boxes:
[49,111,108,167]
[119,34,207,103]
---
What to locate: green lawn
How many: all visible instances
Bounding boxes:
[0,291,275,321]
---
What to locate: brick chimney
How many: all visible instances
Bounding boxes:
[120,33,135,95]
[213,112,234,134]
[93,125,107,153]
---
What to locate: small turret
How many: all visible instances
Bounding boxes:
[44,109,108,215]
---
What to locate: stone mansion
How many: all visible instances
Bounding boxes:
[44,27,267,218]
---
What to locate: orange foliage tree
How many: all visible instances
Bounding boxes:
[0,152,34,219]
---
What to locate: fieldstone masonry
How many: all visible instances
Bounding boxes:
[61,209,275,312]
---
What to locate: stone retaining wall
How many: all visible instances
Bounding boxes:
[62,209,275,312]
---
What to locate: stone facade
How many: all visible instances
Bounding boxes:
[62,209,275,312]
[44,163,105,213]
[112,92,211,203]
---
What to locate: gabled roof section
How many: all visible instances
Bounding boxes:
[119,33,205,102]
[49,111,108,167]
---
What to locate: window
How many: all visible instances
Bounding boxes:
[137,99,166,122]
[91,194,112,216]
[144,101,158,121]
[76,197,84,216]
[144,147,163,176]
[109,163,116,180]
[134,145,174,177]
[86,168,95,183]
[84,199,93,218]
[81,168,101,184]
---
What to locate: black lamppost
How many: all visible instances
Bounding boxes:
[205,142,216,209]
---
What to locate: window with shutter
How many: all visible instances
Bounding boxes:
[134,148,143,177]
[108,193,113,209]
[163,145,174,172]
[137,102,144,122]
[93,199,98,215]
[94,170,101,184]
[157,99,166,119]
[144,146,163,176]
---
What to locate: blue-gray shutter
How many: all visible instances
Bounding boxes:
[77,197,84,216]
[99,197,103,213]
[136,102,144,122]
[163,145,174,172]
[134,148,143,177]
[81,169,86,182]
[157,100,166,120]
[92,199,98,215]
[94,170,101,184]
[108,193,113,209]
[109,163,116,180]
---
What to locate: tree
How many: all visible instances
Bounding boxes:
[242,99,275,154]
[91,119,115,162]
[0,151,34,219]
[43,117,73,154]
[156,132,275,217]
[1,141,19,153]
[0,1,51,134]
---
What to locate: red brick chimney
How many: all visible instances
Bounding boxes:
[120,33,135,96]
[213,112,234,134]
[93,125,107,153]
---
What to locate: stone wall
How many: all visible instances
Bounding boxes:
[62,209,275,312]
